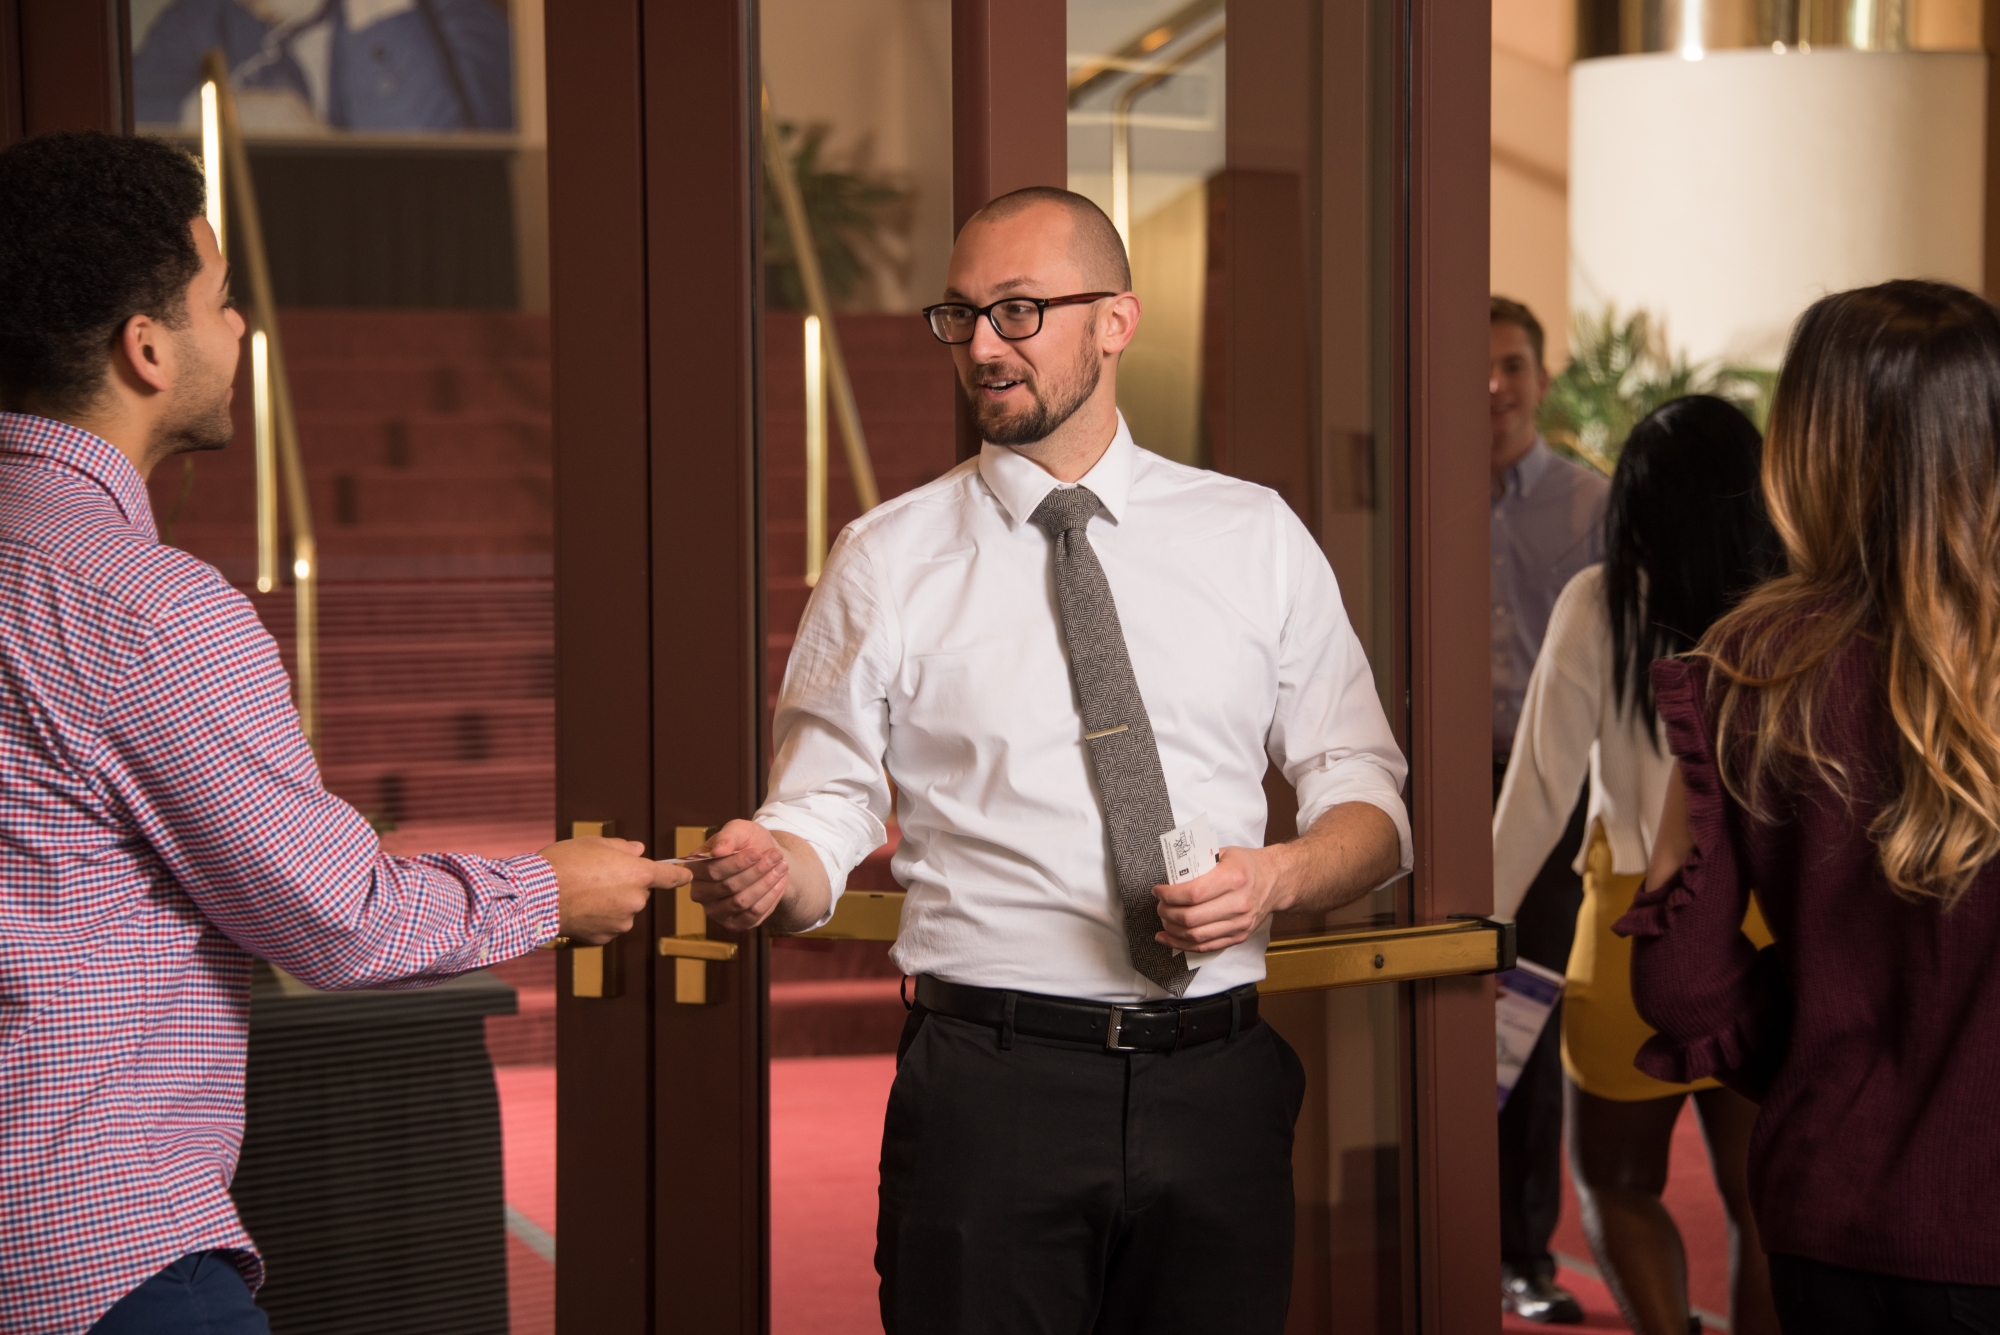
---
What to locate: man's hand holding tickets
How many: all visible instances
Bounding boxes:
[688,819,831,935]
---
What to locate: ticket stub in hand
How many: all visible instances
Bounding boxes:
[1159,814,1224,970]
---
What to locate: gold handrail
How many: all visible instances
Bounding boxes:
[761,83,879,585]
[779,890,1515,993]
[199,50,319,746]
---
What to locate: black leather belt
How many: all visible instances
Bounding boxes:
[913,974,1259,1053]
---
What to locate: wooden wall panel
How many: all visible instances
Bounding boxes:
[0,0,21,147]
[16,0,124,137]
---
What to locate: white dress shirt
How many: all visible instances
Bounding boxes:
[1492,563,1669,921]
[755,416,1412,1003]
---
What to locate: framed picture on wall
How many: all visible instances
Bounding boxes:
[131,0,517,137]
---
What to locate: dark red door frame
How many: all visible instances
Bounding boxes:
[548,1,764,1330]
[1400,0,1500,1325]
[546,0,1493,1329]
[547,2,659,1330]
[949,0,1067,461]
[0,0,128,146]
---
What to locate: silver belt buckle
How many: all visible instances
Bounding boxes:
[1104,1004,1138,1051]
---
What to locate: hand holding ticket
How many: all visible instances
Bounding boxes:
[1159,814,1225,969]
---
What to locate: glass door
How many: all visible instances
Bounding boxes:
[126,1,560,1330]
[541,0,1497,1327]
[750,0,1498,1332]
[1069,9,1407,1322]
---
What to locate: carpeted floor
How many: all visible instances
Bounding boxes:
[1506,1098,1734,1332]
[489,1055,1740,1334]
[771,1055,900,1334]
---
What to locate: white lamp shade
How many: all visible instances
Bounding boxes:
[1570,49,1986,367]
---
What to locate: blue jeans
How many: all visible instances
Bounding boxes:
[89,1252,270,1335]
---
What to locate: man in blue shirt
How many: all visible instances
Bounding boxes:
[1490,296,1607,1324]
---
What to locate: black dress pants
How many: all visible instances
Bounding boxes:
[1771,1254,2000,1334]
[1496,764,1588,1278]
[876,1004,1307,1335]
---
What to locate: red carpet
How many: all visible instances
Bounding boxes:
[771,1056,899,1334]
[1505,1098,1736,1332]
[482,1055,1743,1334]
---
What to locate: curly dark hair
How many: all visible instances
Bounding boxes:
[0,131,208,415]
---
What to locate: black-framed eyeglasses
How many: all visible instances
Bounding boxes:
[921,292,1119,345]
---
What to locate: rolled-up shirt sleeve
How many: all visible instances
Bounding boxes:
[754,528,895,921]
[1266,498,1413,872]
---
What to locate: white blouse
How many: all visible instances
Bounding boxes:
[1492,563,1672,921]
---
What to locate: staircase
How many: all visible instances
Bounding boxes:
[148,307,958,1056]
[148,310,556,832]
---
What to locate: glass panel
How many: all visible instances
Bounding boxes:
[758,1,955,1329]
[1495,1,1987,1326]
[1070,1,1408,1329]
[1067,0,1226,468]
[132,1,555,1330]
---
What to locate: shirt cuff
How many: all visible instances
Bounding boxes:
[753,799,886,929]
[482,853,563,963]
[1298,787,1414,881]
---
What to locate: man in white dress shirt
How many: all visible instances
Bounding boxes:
[691,188,1409,1334]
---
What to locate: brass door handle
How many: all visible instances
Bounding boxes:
[657,936,738,961]
[564,820,621,998]
[665,825,734,1004]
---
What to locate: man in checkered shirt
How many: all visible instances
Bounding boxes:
[0,132,683,1333]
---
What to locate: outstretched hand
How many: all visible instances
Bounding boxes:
[687,819,794,932]
[543,836,689,945]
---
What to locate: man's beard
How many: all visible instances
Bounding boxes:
[962,328,1101,447]
[147,333,235,467]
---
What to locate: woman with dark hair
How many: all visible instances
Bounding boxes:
[1495,395,1784,1335]
[1622,280,2000,1333]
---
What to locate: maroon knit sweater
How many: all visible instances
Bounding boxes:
[1618,648,2000,1285]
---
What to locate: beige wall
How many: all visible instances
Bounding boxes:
[762,0,954,312]
[1492,0,1571,367]
[1119,182,1208,465]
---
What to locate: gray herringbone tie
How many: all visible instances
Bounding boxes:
[1031,485,1192,997]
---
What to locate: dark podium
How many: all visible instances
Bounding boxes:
[231,963,518,1334]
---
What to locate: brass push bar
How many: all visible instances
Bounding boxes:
[780,892,1514,993]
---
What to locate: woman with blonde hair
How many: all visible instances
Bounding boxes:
[1621,279,2000,1333]
[1496,395,1782,1335]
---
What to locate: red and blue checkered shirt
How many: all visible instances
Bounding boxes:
[0,414,561,1332]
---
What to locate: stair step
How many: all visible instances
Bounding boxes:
[313,700,553,769]
[280,639,552,703]
[174,471,551,529]
[321,757,552,826]
[272,309,552,361]
[768,976,907,1058]
[289,362,552,417]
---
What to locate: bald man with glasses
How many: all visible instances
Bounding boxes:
[691,187,1411,1333]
